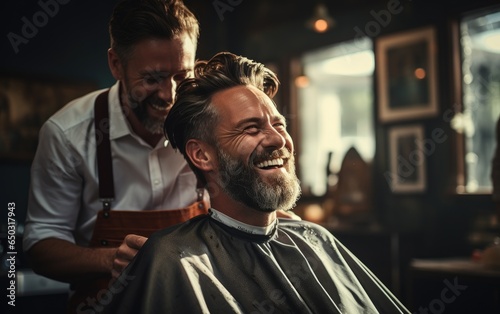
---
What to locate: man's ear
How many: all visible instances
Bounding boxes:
[108,48,124,81]
[185,139,215,172]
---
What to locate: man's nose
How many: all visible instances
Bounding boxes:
[157,78,176,103]
[263,127,286,149]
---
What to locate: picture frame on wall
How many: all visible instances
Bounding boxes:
[386,124,426,193]
[0,76,96,161]
[376,26,439,123]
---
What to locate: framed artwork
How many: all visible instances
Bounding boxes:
[386,125,426,193]
[376,26,438,123]
[0,76,96,160]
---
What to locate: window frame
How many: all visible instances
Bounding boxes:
[449,5,500,196]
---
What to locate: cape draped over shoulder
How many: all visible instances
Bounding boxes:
[101,214,410,314]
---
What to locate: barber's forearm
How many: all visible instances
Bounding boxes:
[26,238,116,284]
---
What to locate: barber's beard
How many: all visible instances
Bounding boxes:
[128,95,168,135]
[122,78,168,135]
[216,148,301,212]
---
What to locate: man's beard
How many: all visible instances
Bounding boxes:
[215,147,301,213]
[128,94,168,135]
[123,80,168,135]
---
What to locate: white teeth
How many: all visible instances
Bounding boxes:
[256,158,284,168]
[151,104,166,111]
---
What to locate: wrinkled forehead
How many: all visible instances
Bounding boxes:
[124,33,196,69]
[211,85,281,121]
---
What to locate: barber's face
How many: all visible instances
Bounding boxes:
[211,85,301,212]
[118,34,195,134]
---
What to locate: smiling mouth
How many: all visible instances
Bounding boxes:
[255,158,285,169]
[148,102,174,118]
[150,103,168,111]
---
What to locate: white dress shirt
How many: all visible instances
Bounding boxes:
[23,82,201,250]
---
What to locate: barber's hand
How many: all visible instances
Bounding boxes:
[111,234,147,280]
[276,209,302,220]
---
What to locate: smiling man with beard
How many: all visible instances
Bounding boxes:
[102,52,410,314]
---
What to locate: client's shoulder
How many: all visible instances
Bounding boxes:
[277,218,334,238]
[145,214,211,247]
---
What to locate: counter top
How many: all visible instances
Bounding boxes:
[410,257,500,279]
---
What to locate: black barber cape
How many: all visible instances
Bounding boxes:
[102,212,410,314]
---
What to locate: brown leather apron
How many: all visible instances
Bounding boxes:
[67,90,208,313]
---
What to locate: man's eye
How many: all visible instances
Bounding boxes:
[274,123,286,130]
[244,126,259,134]
[144,76,161,85]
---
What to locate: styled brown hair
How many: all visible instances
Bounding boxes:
[109,0,199,62]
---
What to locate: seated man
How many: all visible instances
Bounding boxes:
[103,52,410,314]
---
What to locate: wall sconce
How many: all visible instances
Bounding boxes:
[307,3,335,33]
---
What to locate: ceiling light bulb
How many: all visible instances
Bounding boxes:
[308,3,335,33]
[314,19,329,33]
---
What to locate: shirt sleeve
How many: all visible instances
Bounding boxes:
[23,120,84,251]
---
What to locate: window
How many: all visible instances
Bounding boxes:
[454,8,500,193]
[297,38,375,196]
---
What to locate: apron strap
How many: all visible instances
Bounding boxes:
[94,89,113,216]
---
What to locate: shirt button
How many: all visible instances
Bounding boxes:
[153,180,160,185]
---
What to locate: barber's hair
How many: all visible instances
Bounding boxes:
[109,0,199,62]
[164,52,279,184]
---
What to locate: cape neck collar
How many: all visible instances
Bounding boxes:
[209,208,277,236]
